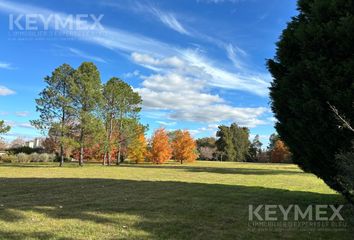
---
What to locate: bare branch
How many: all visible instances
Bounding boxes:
[327,102,354,133]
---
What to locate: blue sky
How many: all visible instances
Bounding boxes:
[0,0,298,146]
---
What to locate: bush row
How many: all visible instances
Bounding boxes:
[0,153,56,163]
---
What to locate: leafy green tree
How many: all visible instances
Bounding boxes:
[31,64,75,166]
[267,133,280,151]
[112,80,142,165]
[267,0,354,202]
[70,62,103,166]
[101,77,142,165]
[248,135,263,161]
[0,120,10,136]
[216,125,235,161]
[231,123,251,162]
[216,123,250,161]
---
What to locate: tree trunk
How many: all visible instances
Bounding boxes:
[116,107,124,166]
[107,114,113,166]
[59,107,65,167]
[116,142,122,165]
[60,145,64,167]
[79,129,84,166]
[103,152,107,165]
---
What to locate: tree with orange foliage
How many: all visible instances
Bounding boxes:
[271,140,291,163]
[127,128,147,164]
[149,128,172,164]
[171,130,198,164]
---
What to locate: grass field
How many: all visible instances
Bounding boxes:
[0,161,353,240]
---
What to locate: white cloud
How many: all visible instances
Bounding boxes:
[132,54,268,127]
[197,0,243,3]
[156,121,177,126]
[0,1,269,96]
[15,111,30,117]
[5,120,34,129]
[0,1,270,128]
[148,6,190,35]
[67,47,107,63]
[123,70,140,78]
[0,62,14,70]
[0,86,15,96]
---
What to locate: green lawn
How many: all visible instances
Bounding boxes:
[0,161,353,240]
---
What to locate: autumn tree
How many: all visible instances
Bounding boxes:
[271,140,291,163]
[171,130,197,164]
[127,126,147,164]
[149,128,172,164]
[70,62,103,166]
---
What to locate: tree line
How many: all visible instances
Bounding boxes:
[196,125,291,163]
[28,62,199,166]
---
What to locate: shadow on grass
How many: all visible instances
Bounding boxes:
[120,164,304,175]
[0,178,353,239]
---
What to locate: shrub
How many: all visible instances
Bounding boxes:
[38,153,55,162]
[30,152,39,162]
[0,154,17,163]
[15,153,31,163]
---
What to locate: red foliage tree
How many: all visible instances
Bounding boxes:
[271,140,291,163]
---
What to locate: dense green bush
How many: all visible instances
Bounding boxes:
[7,146,44,155]
[267,0,354,202]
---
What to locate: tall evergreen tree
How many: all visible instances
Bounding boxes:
[70,62,103,166]
[31,64,75,166]
[216,123,250,161]
[267,0,354,202]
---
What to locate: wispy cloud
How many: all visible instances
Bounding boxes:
[67,47,107,63]
[0,86,15,96]
[148,6,190,35]
[0,1,269,96]
[156,121,177,126]
[0,1,270,128]
[5,120,34,129]
[197,0,243,3]
[0,62,14,70]
[15,111,30,117]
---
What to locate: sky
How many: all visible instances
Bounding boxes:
[0,0,298,147]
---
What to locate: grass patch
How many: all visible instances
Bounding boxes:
[0,161,353,239]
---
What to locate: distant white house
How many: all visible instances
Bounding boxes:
[25,138,44,148]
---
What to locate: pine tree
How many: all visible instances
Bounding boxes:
[31,64,75,166]
[70,62,103,166]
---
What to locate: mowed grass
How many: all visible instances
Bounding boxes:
[0,161,353,240]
